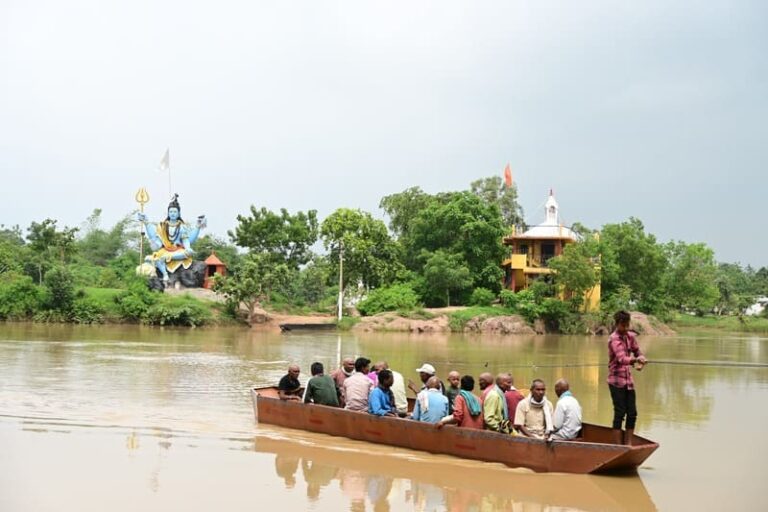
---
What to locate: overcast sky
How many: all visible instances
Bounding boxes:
[1,1,765,266]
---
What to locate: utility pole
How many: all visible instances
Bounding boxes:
[337,240,344,321]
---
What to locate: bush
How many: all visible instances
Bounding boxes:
[115,278,159,321]
[499,289,517,309]
[71,297,106,324]
[144,299,211,326]
[356,284,420,316]
[0,274,43,319]
[43,266,76,312]
[468,287,495,307]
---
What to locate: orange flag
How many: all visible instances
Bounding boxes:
[503,163,513,188]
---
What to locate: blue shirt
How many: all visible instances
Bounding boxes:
[368,386,395,416]
[412,390,449,424]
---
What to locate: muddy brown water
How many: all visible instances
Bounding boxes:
[1,324,766,511]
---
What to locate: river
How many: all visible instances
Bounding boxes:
[0,324,766,511]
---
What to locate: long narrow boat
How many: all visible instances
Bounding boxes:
[251,386,659,474]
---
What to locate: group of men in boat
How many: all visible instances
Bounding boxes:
[277,310,645,445]
[277,359,582,441]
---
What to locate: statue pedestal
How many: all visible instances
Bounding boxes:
[148,260,207,292]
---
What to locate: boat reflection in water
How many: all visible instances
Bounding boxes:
[255,427,657,512]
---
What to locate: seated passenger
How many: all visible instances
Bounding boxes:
[303,362,340,407]
[549,379,583,441]
[436,375,484,430]
[368,369,397,417]
[514,379,554,439]
[342,357,374,412]
[483,373,511,433]
[381,361,408,417]
[445,371,461,414]
[408,363,445,396]
[478,372,495,400]
[412,376,448,424]
[504,373,525,418]
[278,364,302,401]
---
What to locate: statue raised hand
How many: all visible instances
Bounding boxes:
[141,194,205,285]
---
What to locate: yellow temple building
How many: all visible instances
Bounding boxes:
[501,190,601,312]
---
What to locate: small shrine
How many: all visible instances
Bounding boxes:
[501,190,601,311]
[203,252,227,289]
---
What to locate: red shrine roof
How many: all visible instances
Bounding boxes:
[204,252,226,266]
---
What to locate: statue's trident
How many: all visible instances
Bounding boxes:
[135,187,150,265]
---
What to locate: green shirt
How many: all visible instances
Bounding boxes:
[483,389,506,432]
[446,386,460,414]
[304,375,339,407]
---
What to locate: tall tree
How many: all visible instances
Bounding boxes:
[663,241,719,314]
[470,176,524,228]
[229,207,318,269]
[421,250,473,306]
[77,209,133,266]
[320,208,403,290]
[599,218,667,312]
[409,191,506,293]
[379,187,433,239]
[549,239,601,309]
[26,219,79,283]
[192,234,240,268]
[213,252,291,320]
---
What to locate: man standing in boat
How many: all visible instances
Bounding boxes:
[608,310,647,445]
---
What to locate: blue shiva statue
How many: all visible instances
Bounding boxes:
[137,194,206,286]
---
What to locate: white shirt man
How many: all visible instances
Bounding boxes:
[550,379,583,441]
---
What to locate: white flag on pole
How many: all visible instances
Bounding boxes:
[158,148,170,172]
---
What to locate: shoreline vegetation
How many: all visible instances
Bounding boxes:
[2,177,766,331]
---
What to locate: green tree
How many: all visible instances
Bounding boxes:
[549,239,601,310]
[26,219,79,284]
[192,234,240,268]
[0,240,25,276]
[663,241,719,314]
[599,218,667,312]
[213,253,291,319]
[77,209,133,266]
[469,176,524,228]
[0,224,25,246]
[379,186,433,239]
[421,250,473,306]
[320,208,403,290]
[714,263,755,315]
[409,191,506,293]
[229,207,318,269]
[43,266,76,312]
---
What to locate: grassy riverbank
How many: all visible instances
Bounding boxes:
[668,313,768,334]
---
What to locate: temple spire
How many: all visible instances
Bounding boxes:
[544,189,559,225]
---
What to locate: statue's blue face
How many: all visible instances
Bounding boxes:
[168,207,180,222]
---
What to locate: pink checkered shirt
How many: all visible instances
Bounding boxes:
[607,330,643,390]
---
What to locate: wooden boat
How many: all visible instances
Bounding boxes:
[278,323,337,332]
[251,386,659,474]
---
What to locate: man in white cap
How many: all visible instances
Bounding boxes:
[408,363,445,396]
